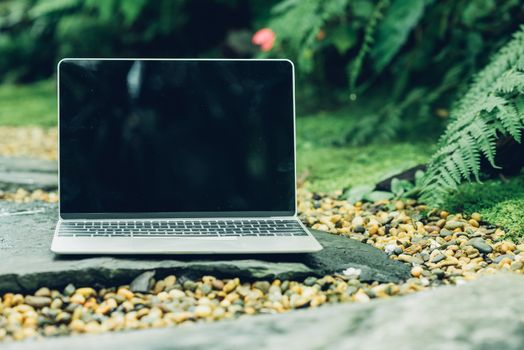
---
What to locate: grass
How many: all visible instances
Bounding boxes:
[296,112,433,193]
[0,80,56,127]
[444,174,524,241]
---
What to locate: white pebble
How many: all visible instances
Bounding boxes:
[342,267,362,278]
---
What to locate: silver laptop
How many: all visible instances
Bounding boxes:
[51,58,322,254]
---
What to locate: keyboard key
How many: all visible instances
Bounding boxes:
[59,219,309,238]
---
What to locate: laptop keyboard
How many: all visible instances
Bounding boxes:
[57,219,309,238]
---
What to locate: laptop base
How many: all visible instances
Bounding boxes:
[51,218,323,254]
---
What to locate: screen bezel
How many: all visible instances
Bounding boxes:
[57,58,297,220]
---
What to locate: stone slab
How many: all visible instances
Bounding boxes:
[0,172,58,191]
[0,201,410,293]
[6,273,524,350]
[0,157,57,173]
[0,156,58,191]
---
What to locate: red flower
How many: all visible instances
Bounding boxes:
[252,28,276,52]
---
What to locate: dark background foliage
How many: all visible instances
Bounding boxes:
[2,0,523,137]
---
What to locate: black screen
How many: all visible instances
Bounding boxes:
[59,59,295,217]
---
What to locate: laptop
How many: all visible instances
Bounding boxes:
[51,58,323,254]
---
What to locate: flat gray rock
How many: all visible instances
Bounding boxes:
[6,274,524,350]
[0,201,409,293]
[0,156,58,191]
[0,157,57,173]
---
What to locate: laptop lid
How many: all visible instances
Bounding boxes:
[58,59,296,219]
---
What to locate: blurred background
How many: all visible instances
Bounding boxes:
[1,0,524,234]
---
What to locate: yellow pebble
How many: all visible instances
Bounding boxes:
[70,319,86,332]
[411,266,423,278]
[117,287,134,300]
[471,212,482,221]
[194,305,212,318]
[70,294,86,305]
[12,294,24,306]
[76,287,96,298]
[154,280,166,294]
[223,278,239,293]
[164,275,176,288]
[368,224,379,235]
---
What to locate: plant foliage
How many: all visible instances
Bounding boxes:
[0,0,275,82]
[261,0,524,141]
[420,26,524,205]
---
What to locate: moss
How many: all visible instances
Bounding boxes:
[443,174,524,241]
[296,113,433,193]
[0,80,56,127]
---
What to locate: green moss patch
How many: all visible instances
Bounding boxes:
[443,174,524,241]
[296,113,432,193]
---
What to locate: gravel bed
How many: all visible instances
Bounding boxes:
[298,188,524,285]
[0,188,523,342]
[0,189,58,203]
[0,273,408,341]
[0,127,57,161]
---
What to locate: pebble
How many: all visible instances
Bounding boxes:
[471,213,482,221]
[211,279,224,290]
[50,298,63,309]
[430,254,446,264]
[24,296,52,308]
[468,239,493,254]
[194,305,212,318]
[70,319,85,332]
[164,275,176,289]
[432,268,445,279]
[411,266,423,278]
[493,254,514,264]
[384,244,397,255]
[444,220,464,230]
[130,271,155,293]
[70,294,86,305]
[439,229,453,237]
[303,277,317,287]
[183,280,198,292]
[34,287,51,297]
[253,281,271,293]
[63,284,76,296]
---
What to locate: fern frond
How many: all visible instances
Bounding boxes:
[457,135,482,181]
[496,103,522,140]
[468,118,498,167]
[421,26,524,205]
[348,0,389,94]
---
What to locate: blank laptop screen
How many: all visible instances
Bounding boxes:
[59,59,295,217]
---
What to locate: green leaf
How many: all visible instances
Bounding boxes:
[414,170,425,186]
[28,0,79,19]
[351,0,374,18]
[328,26,357,54]
[370,0,427,73]
[462,0,496,27]
[120,0,149,26]
[364,191,394,202]
[343,184,375,203]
